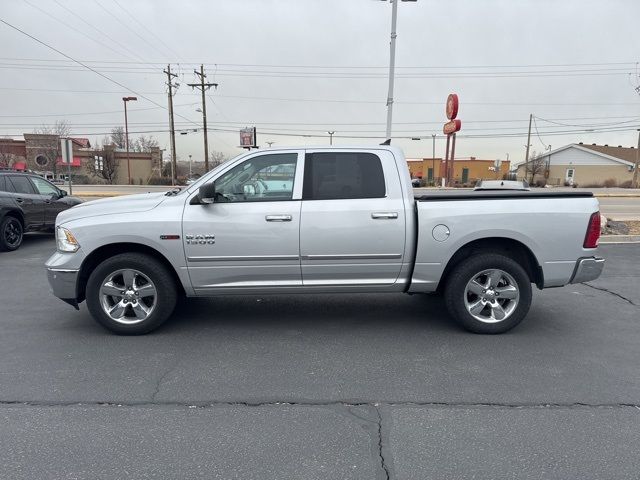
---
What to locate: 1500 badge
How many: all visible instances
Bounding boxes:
[185,234,215,245]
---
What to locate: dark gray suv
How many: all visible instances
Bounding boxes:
[0,172,82,251]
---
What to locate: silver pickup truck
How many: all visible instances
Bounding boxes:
[45,146,604,335]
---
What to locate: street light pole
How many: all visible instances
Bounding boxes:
[122,96,137,185]
[328,131,335,145]
[634,129,640,189]
[431,133,436,184]
[188,154,192,178]
[384,0,399,143]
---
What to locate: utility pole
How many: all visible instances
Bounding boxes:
[633,129,640,189]
[122,96,137,185]
[327,131,335,145]
[164,64,178,185]
[188,65,218,172]
[525,113,533,165]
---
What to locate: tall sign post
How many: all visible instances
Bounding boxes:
[442,93,462,186]
[60,138,73,195]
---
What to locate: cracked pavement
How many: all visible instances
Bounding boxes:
[1,236,639,479]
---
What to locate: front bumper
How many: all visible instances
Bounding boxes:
[45,249,86,309]
[46,268,80,308]
[570,256,605,284]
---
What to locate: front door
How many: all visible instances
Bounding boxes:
[299,150,406,287]
[29,176,66,225]
[183,151,304,293]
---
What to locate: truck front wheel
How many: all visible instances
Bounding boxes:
[444,253,532,334]
[85,253,177,335]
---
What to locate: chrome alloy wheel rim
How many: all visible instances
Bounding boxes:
[4,218,22,248]
[99,269,157,324]
[463,269,519,324]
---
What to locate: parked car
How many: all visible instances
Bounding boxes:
[46,146,604,335]
[0,172,82,251]
[411,178,422,187]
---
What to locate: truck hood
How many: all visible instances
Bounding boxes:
[56,192,168,225]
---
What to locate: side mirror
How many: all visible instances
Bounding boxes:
[58,190,68,198]
[198,183,217,204]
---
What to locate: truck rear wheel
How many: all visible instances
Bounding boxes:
[444,253,532,334]
[86,253,177,335]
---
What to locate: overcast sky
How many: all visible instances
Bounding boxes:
[1,0,639,166]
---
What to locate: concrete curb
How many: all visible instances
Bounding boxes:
[600,235,640,244]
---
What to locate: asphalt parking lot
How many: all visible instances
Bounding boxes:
[1,235,639,479]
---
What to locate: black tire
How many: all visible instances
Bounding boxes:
[85,253,177,335]
[444,253,532,334]
[0,215,24,252]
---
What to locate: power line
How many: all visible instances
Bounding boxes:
[0,57,634,69]
[92,0,169,61]
[51,0,149,64]
[0,16,201,131]
[111,0,183,60]
[22,0,141,61]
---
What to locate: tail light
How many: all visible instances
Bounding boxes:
[583,212,601,248]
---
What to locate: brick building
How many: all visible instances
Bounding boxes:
[0,134,162,184]
[407,157,511,185]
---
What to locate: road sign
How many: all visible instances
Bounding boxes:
[60,138,74,194]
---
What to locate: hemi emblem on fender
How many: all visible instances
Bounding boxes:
[185,234,215,245]
[160,235,181,240]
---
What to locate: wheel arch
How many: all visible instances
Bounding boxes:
[1,208,25,227]
[77,242,185,303]
[437,237,544,292]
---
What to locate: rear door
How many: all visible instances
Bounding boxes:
[6,175,44,228]
[299,150,407,286]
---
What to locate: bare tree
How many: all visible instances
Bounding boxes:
[0,143,18,169]
[132,135,159,152]
[209,150,230,169]
[87,146,119,184]
[110,127,126,149]
[525,150,546,185]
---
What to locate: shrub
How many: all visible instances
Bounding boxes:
[581,182,603,188]
[603,178,617,188]
[148,176,174,185]
[620,180,633,188]
[534,179,547,188]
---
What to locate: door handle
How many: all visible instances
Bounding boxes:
[15,197,24,204]
[265,214,292,222]
[371,212,398,219]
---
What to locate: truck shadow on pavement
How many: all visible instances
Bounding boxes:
[156,293,459,335]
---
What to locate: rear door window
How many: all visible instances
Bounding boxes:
[303,152,386,200]
[8,176,36,195]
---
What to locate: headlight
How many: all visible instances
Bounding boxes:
[56,226,80,253]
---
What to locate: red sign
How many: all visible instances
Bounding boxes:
[446,93,459,120]
[443,119,462,135]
